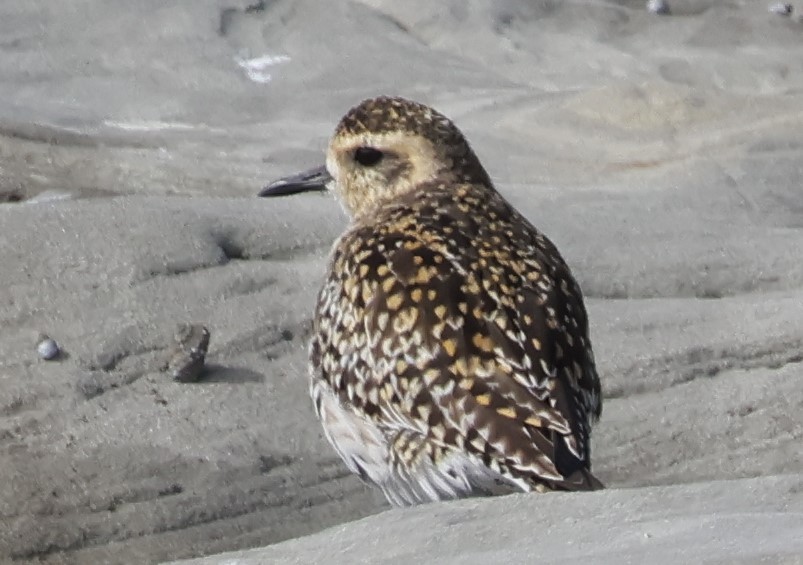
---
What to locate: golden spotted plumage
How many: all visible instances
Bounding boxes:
[263,96,603,506]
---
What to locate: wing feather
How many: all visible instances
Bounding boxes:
[313,184,602,492]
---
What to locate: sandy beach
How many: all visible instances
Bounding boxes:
[1,1,802,563]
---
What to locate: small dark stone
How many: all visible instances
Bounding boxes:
[161,324,211,382]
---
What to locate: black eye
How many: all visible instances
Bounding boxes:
[354,147,384,166]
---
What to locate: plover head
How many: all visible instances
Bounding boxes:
[259,96,492,218]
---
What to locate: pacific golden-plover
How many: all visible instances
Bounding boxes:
[260,96,603,506]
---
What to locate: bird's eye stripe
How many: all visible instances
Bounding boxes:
[354,147,384,166]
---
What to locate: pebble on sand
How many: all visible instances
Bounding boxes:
[646,0,670,15]
[768,3,793,16]
[162,323,211,382]
[36,335,60,360]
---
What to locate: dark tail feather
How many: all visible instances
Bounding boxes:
[535,467,604,492]
[557,467,605,491]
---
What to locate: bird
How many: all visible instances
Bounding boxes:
[259,96,603,506]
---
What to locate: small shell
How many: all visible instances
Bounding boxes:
[646,0,670,15]
[37,335,60,360]
[162,324,211,382]
[768,3,793,15]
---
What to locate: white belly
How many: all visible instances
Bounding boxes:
[312,380,527,506]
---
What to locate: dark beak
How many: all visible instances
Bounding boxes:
[259,165,331,197]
